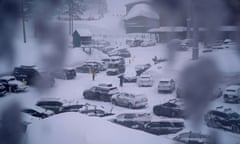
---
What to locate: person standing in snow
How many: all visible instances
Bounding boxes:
[118,74,124,87]
[91,69,96,81]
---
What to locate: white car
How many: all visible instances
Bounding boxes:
[137,75,153,87]
[158,78,175,93]
[223,85,240,103]
[111,93,148,109]
[141,40,156,47]
[0,76,28,92]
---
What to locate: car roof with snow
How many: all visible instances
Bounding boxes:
[140,74,152,78]
[159,78,173,82]
[150,118,184,123]
[0,76,15,80]
[225,85,240,90]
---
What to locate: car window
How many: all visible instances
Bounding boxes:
[124,114,136,119]
[159,81,169,84]
[229,112,240,119]
[163,102,177,107]
[173,122,184,128]
[150,122,171,127]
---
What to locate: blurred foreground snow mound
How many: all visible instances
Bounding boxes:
[27,112,165,144]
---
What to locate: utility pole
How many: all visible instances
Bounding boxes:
[21,0,27,43]
[191,0,199,60]
[186,0,192,39]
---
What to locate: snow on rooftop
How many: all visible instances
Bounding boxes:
[124,3,159,20]
[77,29,93,37]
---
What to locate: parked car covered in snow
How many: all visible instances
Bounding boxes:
[153,99,185,118]
[106,68,120,76]
[79,104,114,117]
[174,131,210,144]
[143,119,184,135]
[223,85,240,103]
[158,78,175,93]
[205,107,240,134]
[141,40,156,47]
[22,106,54,119]
[135,64,151,76]
[123,75,137,83]
[83,84,119,102]
[108,49,131,58]
[36,98,65,114]
[76,63,100,73]
[0,83,7,97]
[51,68,76,80]
[108,62,125,74]
[0,76,28,93]
[111,93,148,109]
[137,74,153,87]
[112,113,151,129]
[85,60,107,71]
[13,65,55,88]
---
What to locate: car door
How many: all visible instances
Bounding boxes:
[216,112,228,128]
[121,93,130,106]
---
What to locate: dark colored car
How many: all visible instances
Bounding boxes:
[0,76,28,92]
[83,84,119,102]
[143,120,184,135]
[112,113,151,130]
[13,65,55,88]
[36,100,63,114]
[51,68,76,80]
[76,64,100,73]
[205,107,240,134]
[174,132,210,144]
[153,99,185,118]
[0,83,7,97]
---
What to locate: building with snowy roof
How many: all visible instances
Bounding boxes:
[124,2,160,33]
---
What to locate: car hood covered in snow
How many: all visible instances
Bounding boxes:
[27,113,170,144]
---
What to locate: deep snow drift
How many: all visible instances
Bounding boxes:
[27,112,170,144]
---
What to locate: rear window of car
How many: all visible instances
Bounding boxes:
[226,89,236,92]
[159,81,169,84]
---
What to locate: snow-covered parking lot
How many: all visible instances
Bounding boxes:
[1,42,240,144]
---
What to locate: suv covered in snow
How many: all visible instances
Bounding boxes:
[83,84,119,102]
[137,74,153,87]
[76,63,100,73]
[205,107,240,134]
[223,85,240,103]
[135,64,151,76]
[143,119,184,135]
[111,93,148,109]
[51,68,76,80]
[112,113,151,129]
[174,131,210,144]
[107,62,125,75]
[13,65,55,88]
[158,78,175,93]
[153,99,185,118]
[0,76,28,93]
